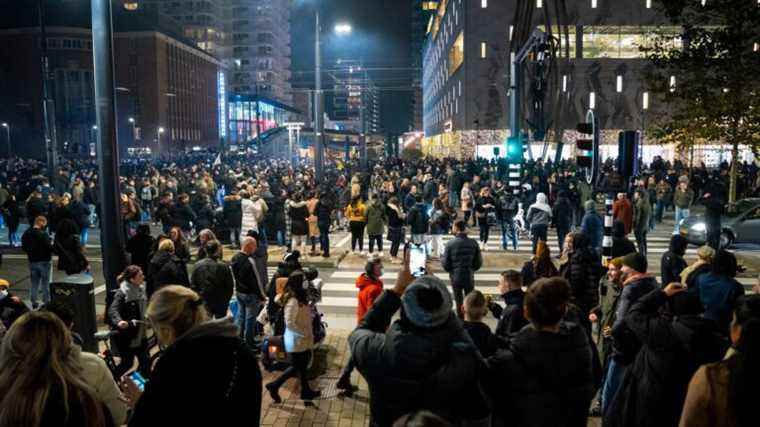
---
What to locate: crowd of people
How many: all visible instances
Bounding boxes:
[0,151,759,426]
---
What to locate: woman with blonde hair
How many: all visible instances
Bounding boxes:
[123,285,262,426]
[0,311,109,426]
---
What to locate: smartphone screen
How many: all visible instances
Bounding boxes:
[408,243,427,277]
[130,372,146,392]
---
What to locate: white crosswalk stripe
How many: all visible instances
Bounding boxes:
[313,269,757,313]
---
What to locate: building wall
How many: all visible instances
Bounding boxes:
[422,0,672,153]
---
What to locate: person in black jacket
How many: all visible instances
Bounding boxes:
[661,234,688,287]
[193,195,215,235]
[406,195,429,244]
[231,236,267,348]
[122,285,262,427]
[126,224,154,276]
[474,187,496,249]
[190,240,234,319]
[21,216,54,308]
[700,171,726,250]
[69,198,91,246]
[496,189,519,251]
[24,190,48,224]
[552,191,574,254]
[1,194,22,247]
[487,270,528,339]
[486,277,595,427]
[463,290,504,358]
[0,279,29,330]
[171,194,196,236]
[145,239,189,297]
[316,192,333,257]
[108,265,150,379]
[559,232,601,332]
[348,265,489,427]
[604,284,727,427]
[611,220,636,259]
[53,218,88,276]
[442,220,483,318]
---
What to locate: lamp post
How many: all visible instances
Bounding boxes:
[1,123,9,158]
[158,127,165,156]
[128,117,136,147]
[38,0,59,180]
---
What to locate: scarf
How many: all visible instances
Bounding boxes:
[120,281,147,348]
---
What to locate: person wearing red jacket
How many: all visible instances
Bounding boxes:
[336,256,384,394]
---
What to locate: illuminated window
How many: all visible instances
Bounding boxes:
[448,32,464,75]
[646,0,652,8]
[539,25,576,57]
[592,0,598,8]
[509,25,514,41]
[669,75,676,92]
[589,92,596,109]
[537,0,542,8]
[616,75,623,93]
[480,41,487,58]
[562,75,568,92]
[481,0,487,7]
[582,26,680,59]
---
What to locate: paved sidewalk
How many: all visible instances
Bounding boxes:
[260,330,371,427]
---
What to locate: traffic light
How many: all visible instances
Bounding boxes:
[576,122,594,168]
[506,136,523,163]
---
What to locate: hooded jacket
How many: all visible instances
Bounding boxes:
[442,233,483,290]
[581,203,604,249]
[190,257,235,316]
[349,290,488,427]
[560,233,602,316]
[128,319,262,427]
[604,290,727,427]
[487,320,595,427]
[356,273,383,322]
[526,193,552,227]
[661,235,688,286]
[365,201,387,236]
[610,275,658,364]
[146,250,189,297]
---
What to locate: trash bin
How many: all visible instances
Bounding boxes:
[51,274,97,353]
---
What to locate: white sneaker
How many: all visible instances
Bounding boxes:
[378,252,384,257]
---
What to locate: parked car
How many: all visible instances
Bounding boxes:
[679,199,760,248]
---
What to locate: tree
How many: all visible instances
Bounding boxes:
[644,0,760,204]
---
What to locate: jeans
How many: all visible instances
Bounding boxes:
[236,292,263,347]
[649,204,657,230]
[258,226,269,248]
[557,226,570,254]
[29,261,52,306]
[449,189,459,209]
[276,229,286,247]
[430,234,444,257]
[674,207,690,234]
[635,228,648,256]
[80,227,89,246]
[318,224,330,256]
[531,224,548,255]
[500,221,518,250]
[368,234,382,253]
[268,350,314,397]
[601,359,627,414]
[389,227,403,257]
[655,200,665,223]
[229,227,241,247]
[478,220,490,244]
[349,221,365,252]
[7,229,19,246]
[451,280,475,318]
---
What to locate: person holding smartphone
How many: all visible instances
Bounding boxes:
[108,265,150,380]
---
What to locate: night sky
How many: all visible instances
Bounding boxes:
[291,0,413,134]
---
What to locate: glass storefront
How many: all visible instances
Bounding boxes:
[227,94,298,144]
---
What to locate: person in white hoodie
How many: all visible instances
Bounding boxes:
[526,192,552,255]
[240,189,268,243]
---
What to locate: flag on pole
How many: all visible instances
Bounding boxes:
[213,153,222,166]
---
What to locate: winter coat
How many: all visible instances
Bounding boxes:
[79,351,128,425]
[128,319,262,427]
[581,208,604,250]
[406,202,429,235]
[679,357,737,427]
[348,291,488,427]
[442,234,483,291]
[633,196,651,233]
[107,282,147,351]
[171,203,196,232]
[315,199,332,228]
[191,258,235,317]
[288,201,309,236]
[386,204,405,228]
[54,231,88,275]
[422,180,437,203]
[1,199,21,230]
[146,250,189,297]
[610,275,659,364]
[223,195,243,228]
[194,205,215,232]
[241,198,267,235]
[690,273,745,334]
[282,297,314,353]
[356,273,383,322]
[69,200,91,231]
[526,194,552,227]
[306,198,320,237]
[365,201,387,236]
[486,320,595,427]
[604,290,727,427]
[661,235,688,286]
[230,251,266,299]
[21,226,53,262]
[488,289,528,339]
[520,259,559,289]
[552,196,574,230]
[673,187,695,209]
[25,196,47,223]
[345,200,367,223]
[613,199,634,234]
[560,243,602,316]
[0,292,29,330]
[429,208,451,235]
[463,321,502,358]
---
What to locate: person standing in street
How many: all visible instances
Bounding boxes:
[231,236,267,348]
[633,189,651,256]
[700,172,726,250]
[190,240,235,319]
[442,220,483,318]
[365,193,387,257]
[526,192,552,255]
[673,176,695,235]
[613,192,634,236]
[552,190,574,254]
[21,216,54,309]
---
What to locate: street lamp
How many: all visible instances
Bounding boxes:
[1,123,9,158]
[334,23,352,35]
[128,117,136,146]
[158,127,165,156]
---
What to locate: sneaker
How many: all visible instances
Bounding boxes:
[378,252,384,257]
[265,383,282,404]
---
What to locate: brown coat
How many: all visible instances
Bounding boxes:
[613,198,633,235]
[679,359,735,427]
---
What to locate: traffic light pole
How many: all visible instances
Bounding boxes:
[38,0,59,181]
[314,11,325,182]
[92,0,127,306]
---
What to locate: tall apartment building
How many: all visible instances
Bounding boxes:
[421,0,676,159]
[329,61,382,135]
[227,0,293,105]
[143,0,226,58]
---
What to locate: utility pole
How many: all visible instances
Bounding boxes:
[314,11,325,181]
[360,65,368,170]
[38,0,59,182]
[92,0,126,305]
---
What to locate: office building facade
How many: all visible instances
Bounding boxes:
[421,0,677,159]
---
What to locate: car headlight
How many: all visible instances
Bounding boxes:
[691,223,706,232]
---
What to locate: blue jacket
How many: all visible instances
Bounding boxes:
[690,272,745,333]
[581,209,603,249]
